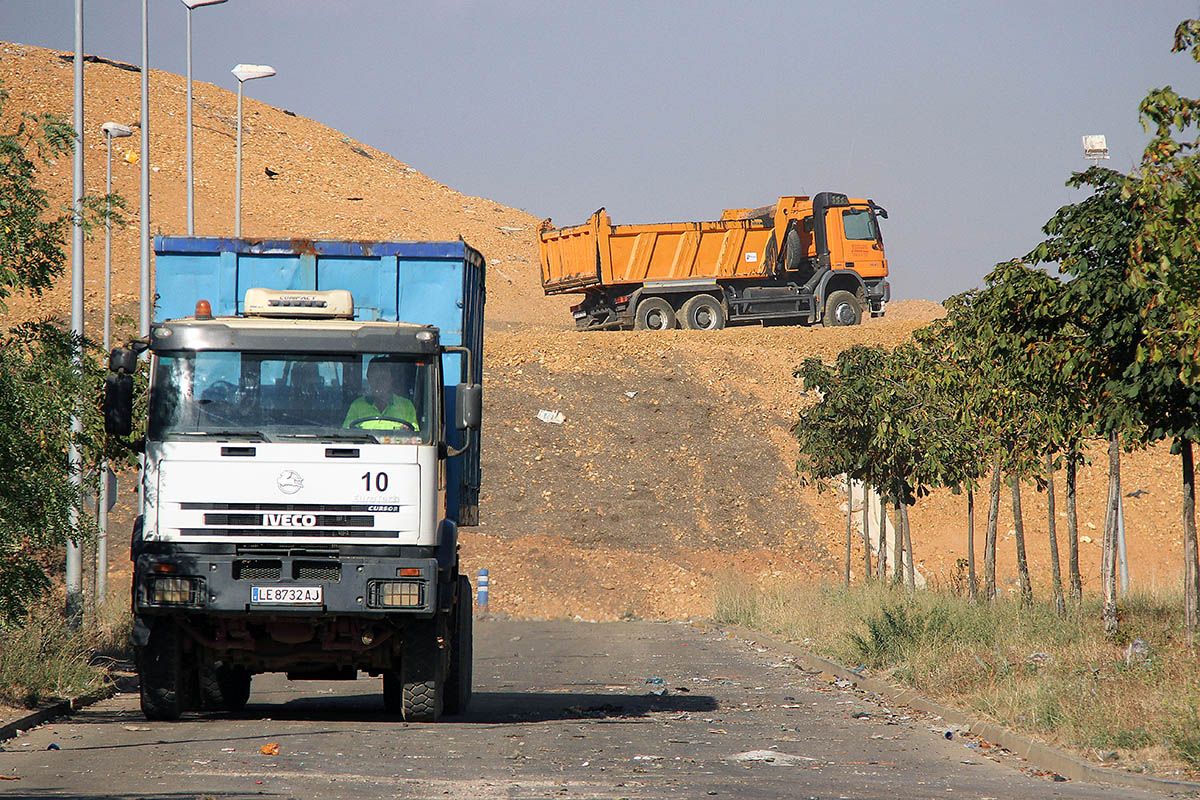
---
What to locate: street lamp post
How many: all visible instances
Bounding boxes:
[97,121,132,606]
[67,0,85,629]
[181,0,227,235]
[140,0,150,338]
[232,64,276,237]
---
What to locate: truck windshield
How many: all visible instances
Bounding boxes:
[148,351,435,444]
[841,207,880,241]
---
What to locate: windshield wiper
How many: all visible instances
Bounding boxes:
[172,430,271,442]
[275,431,379,443]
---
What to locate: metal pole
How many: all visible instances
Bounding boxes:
[67,0,85,629]
[1117,492,1130,595]
[140,0,151,337]
[235,80,242,237]
[97,134,113,606]
[185,6,194,234]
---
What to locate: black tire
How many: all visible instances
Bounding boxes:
[400,624,445,722]
[783,225,804,272]
[633,297,676,331]
[138,620,185,721]
[199,664,251,713]
[444,576,473,716]
[679,294,726,331]
[822,289,863,327]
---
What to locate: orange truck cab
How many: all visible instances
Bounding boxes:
[538,192,891,330]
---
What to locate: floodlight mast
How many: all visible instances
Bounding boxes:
[181,0,228,235]
[97,121,132,604]
[232,64,276,237]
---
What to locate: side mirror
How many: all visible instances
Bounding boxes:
[455,383,482,431]
[104,373,134,436]
[110,347,137,374]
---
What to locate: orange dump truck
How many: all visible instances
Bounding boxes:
[539,192,890,330]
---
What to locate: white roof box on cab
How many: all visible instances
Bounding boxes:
[243,288,354,319]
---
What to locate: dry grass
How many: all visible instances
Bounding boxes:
[0,589,130,709]
[715,578,1200,776]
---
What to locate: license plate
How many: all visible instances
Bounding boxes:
[251,586,323,605]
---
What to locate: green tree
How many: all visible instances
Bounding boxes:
[795,346,884,584]
[1128,20,1200,639]
[0,85,127,623]
[1028,166,1145,627]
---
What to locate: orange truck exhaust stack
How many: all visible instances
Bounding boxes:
[539,193,891,331]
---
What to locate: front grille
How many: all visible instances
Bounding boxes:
[294,561,341,582]
[234,559,282,580]
[181,528,398,539]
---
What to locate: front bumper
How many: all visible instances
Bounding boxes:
[134,549,438,618]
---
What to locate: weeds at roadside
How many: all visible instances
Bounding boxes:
[0,589,130,709]
[715,578,1200,776]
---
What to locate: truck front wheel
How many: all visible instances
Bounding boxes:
[385,623,445,722]
[822,290,863,327]
[138,620,186,721]
[680,294,726,330]
[634,298,676,331]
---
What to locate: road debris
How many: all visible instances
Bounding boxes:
[645,676,667,696]
[731,749,817,766]
[259,743,281,756]
[536,409,565,425]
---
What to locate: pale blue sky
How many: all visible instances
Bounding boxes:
[2,1,1197,299]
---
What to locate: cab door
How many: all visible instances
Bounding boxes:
[836,205,886,278]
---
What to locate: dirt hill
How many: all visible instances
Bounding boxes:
[1,42,1188,620]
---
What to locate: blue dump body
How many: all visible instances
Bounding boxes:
[153,236,485,525]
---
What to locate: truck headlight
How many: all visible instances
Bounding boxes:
[368,580,423,609]
[150,576,202,605]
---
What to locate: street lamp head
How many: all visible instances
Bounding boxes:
[101,122,134,139]
[181,0,228,8]
[232,64,276,83]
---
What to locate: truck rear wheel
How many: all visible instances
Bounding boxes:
[199,664,252,714]
[680,294,726,330]
[822,290,863,327]
[444,575,473,715]
[633,297,676,331]
[138,620,186,721]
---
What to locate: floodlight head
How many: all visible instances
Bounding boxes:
[1082,134,1109,160]
[101,122,134,139]
[232,64,276,83]
[181,0,228,7]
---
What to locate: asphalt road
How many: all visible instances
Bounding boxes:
[0,619,1174,799]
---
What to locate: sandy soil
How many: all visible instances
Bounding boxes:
[1,42,1189,622]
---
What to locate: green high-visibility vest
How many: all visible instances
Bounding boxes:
[343,394,419,431]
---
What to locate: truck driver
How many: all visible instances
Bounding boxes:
[342,357,419,431]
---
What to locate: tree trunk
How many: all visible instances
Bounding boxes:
[902,503,915,590]
[1182,439,1199,643]
[1010,475,1033,606]
[1102,434,1120,637]
[1066,446,1082,602]
[862,484,872,581]
[984,462,1001,602]
[967,487,977,601]
[893,499,904,586]
[844,479,853,588]
[877,492,888,582]
[1046,452,1065,615]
